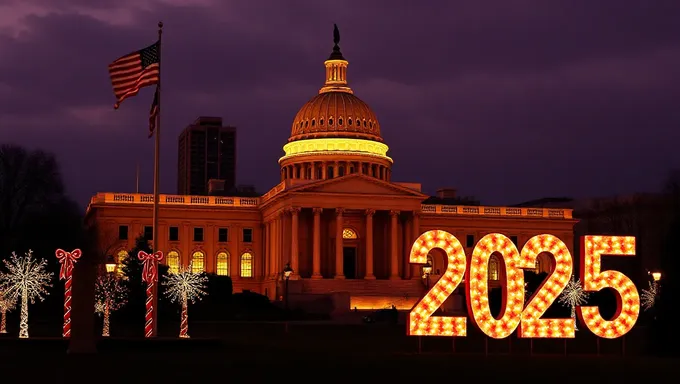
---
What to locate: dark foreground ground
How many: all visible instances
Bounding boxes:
[0,321,677,383]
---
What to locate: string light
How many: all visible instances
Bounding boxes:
[0,291,17,334]
[577,236,639,339]
[0,250,53,338]
[408,230,467,336]
[467,233,524,339]
[94,274,128,337]
[162,264,208,338]
[640,281,658,311]
[518,234,574,338]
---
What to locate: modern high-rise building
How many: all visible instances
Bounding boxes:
[177,117,236,195]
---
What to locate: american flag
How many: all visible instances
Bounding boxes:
[108,41,160,109]
[149,86,159,138]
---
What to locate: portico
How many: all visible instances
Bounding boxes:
[260,173,428,283]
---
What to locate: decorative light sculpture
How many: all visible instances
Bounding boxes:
[0,251,53,338]
[94,274,128,336]
[54,248,81,338]
[162,264,207,338]
[0,291,17,333]
[640,281,658,312]
[558,275,589,331]
[137,250,163,338]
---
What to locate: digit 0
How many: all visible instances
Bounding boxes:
[408,230,467,336]
[467,233,524,339]
[517,234,575,338]
[578,236,640,339]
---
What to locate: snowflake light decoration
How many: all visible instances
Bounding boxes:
[641,281,658,312]
[162,264,208,338]
[94,274,128,336]
[558,275,589,331]
[0,291,17,334]
[0,250,53,338]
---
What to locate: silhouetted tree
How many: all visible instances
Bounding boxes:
[654,171,680,356]
[0,145,72,254]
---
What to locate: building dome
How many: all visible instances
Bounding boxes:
[279,25,392,183]
[289,92,382,142]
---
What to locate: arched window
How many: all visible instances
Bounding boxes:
[240,252,253,278]
[488,255,499,281]
[342,228,357,239]
[191,251,205,273]
[166,250,179,274]
[216,251,229,276]
[116,250,128,278]
[425,255,435,275]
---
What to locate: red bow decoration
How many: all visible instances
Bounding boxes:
[138,251,164,283]
[55,248,82,279]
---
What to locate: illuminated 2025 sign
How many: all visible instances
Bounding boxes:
[408,231,639,340]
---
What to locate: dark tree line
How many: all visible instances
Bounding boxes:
[0,144,85,333]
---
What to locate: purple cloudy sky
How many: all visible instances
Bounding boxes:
[1,0,679,207]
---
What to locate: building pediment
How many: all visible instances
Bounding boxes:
[289,174,428,199]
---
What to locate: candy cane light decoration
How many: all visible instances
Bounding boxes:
[55,248,81,338]
[138,250,163,338]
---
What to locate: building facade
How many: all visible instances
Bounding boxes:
[177,116,237,195]
[87,31,577,310]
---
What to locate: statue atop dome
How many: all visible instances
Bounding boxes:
[333,24,340,47]
[328,24,345,60]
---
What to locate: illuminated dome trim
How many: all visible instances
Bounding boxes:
[279,138,392,163]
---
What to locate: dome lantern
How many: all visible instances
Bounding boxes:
[320,24,352,95]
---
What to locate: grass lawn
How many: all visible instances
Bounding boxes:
[0,322,676,383]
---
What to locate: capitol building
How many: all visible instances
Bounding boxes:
[86,28,575,311]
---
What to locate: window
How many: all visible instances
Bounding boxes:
[218,228,228,243]
[425,255,434,275]
[342,228,357,239]
[216,252,229,276]
[191,251,205,273]
[535,258,542,274]
[489,255,499,281]
[466,234,475,248]
[240,252,253,277]
[166,250,179,274]
[144,226,153,240]
[193,227,204,242]
[118,225,128,240]
[169,227,179,241]
[242,228,253,243]
[116,250,128,278]
[510,236,518,246]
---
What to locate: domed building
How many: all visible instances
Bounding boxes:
[87,26,575,314]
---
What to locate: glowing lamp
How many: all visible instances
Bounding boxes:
[423,260,433,276]
[652,272,661,282]
[105,255,117,274]
[283,263,293,279]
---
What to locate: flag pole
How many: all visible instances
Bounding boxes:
[136,162,140,193]
[151,21,163,338]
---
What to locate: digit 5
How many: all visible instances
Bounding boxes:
[517,234,575,338]
[408,230,467,336]
[577,236,640,339]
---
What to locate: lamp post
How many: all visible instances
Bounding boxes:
[423,260,433,290]
[283,263,293,310]
[105,255,117,275]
